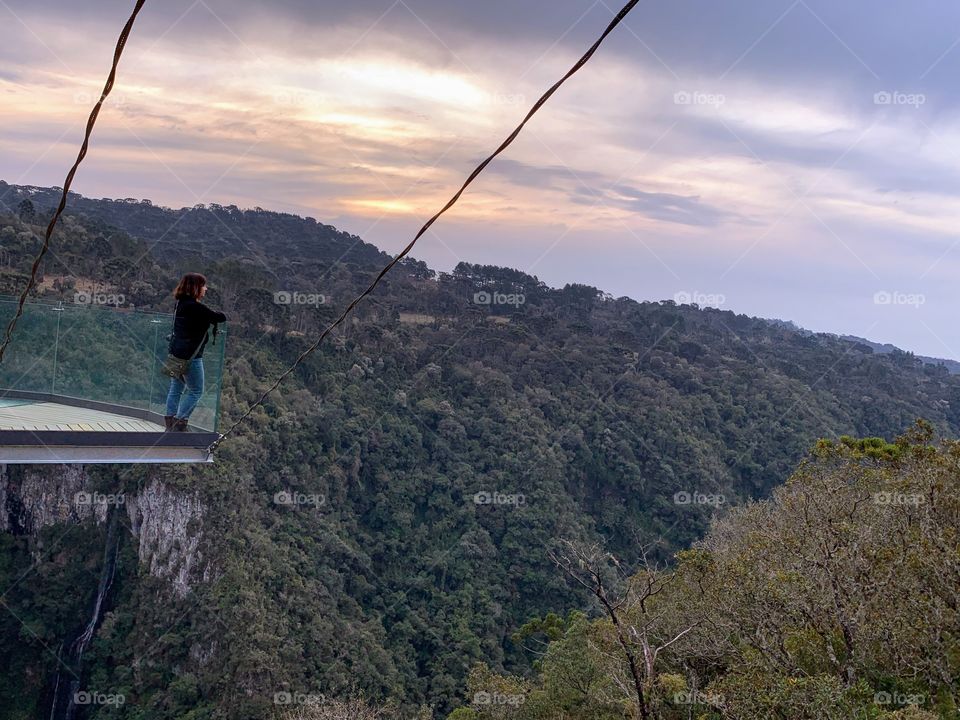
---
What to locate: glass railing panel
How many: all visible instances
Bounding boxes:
[0,297,226,432]
[53,303,157,413]
[0,299,60,395]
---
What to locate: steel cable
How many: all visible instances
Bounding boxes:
[0,0,148,363]
[209,0,642,452]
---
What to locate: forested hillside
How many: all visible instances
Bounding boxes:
[0,182,957,718]
[456,423,960,720]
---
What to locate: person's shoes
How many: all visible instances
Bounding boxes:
[173,418,189,432]
[164,415,175,431]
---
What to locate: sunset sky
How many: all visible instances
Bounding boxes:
[2,0,960,358]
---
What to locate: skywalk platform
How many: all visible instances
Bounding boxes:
[0,393,218,464]
[0,298,225,464]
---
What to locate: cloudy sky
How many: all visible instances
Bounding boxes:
[1,0,959,358]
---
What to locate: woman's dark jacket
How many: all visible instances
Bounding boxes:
[169,297,227,359]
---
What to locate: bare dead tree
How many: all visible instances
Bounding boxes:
[550,539,650,719]
[549,538,702,720]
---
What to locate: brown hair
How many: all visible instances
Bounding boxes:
[174,272,207,301]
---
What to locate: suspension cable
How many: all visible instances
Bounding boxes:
[0,0,148,363]
[209,0,642,452]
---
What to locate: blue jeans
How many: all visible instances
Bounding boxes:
[165,359,204,420]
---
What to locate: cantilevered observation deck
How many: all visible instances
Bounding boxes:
[0,297,225,463]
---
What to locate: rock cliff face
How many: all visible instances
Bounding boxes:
[0,464,106,535]
[125,478,208,598]
[0,465,208,596]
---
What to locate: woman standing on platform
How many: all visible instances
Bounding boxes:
[164,273,226,431]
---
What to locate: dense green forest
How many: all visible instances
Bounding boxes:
[0,182,957,718]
